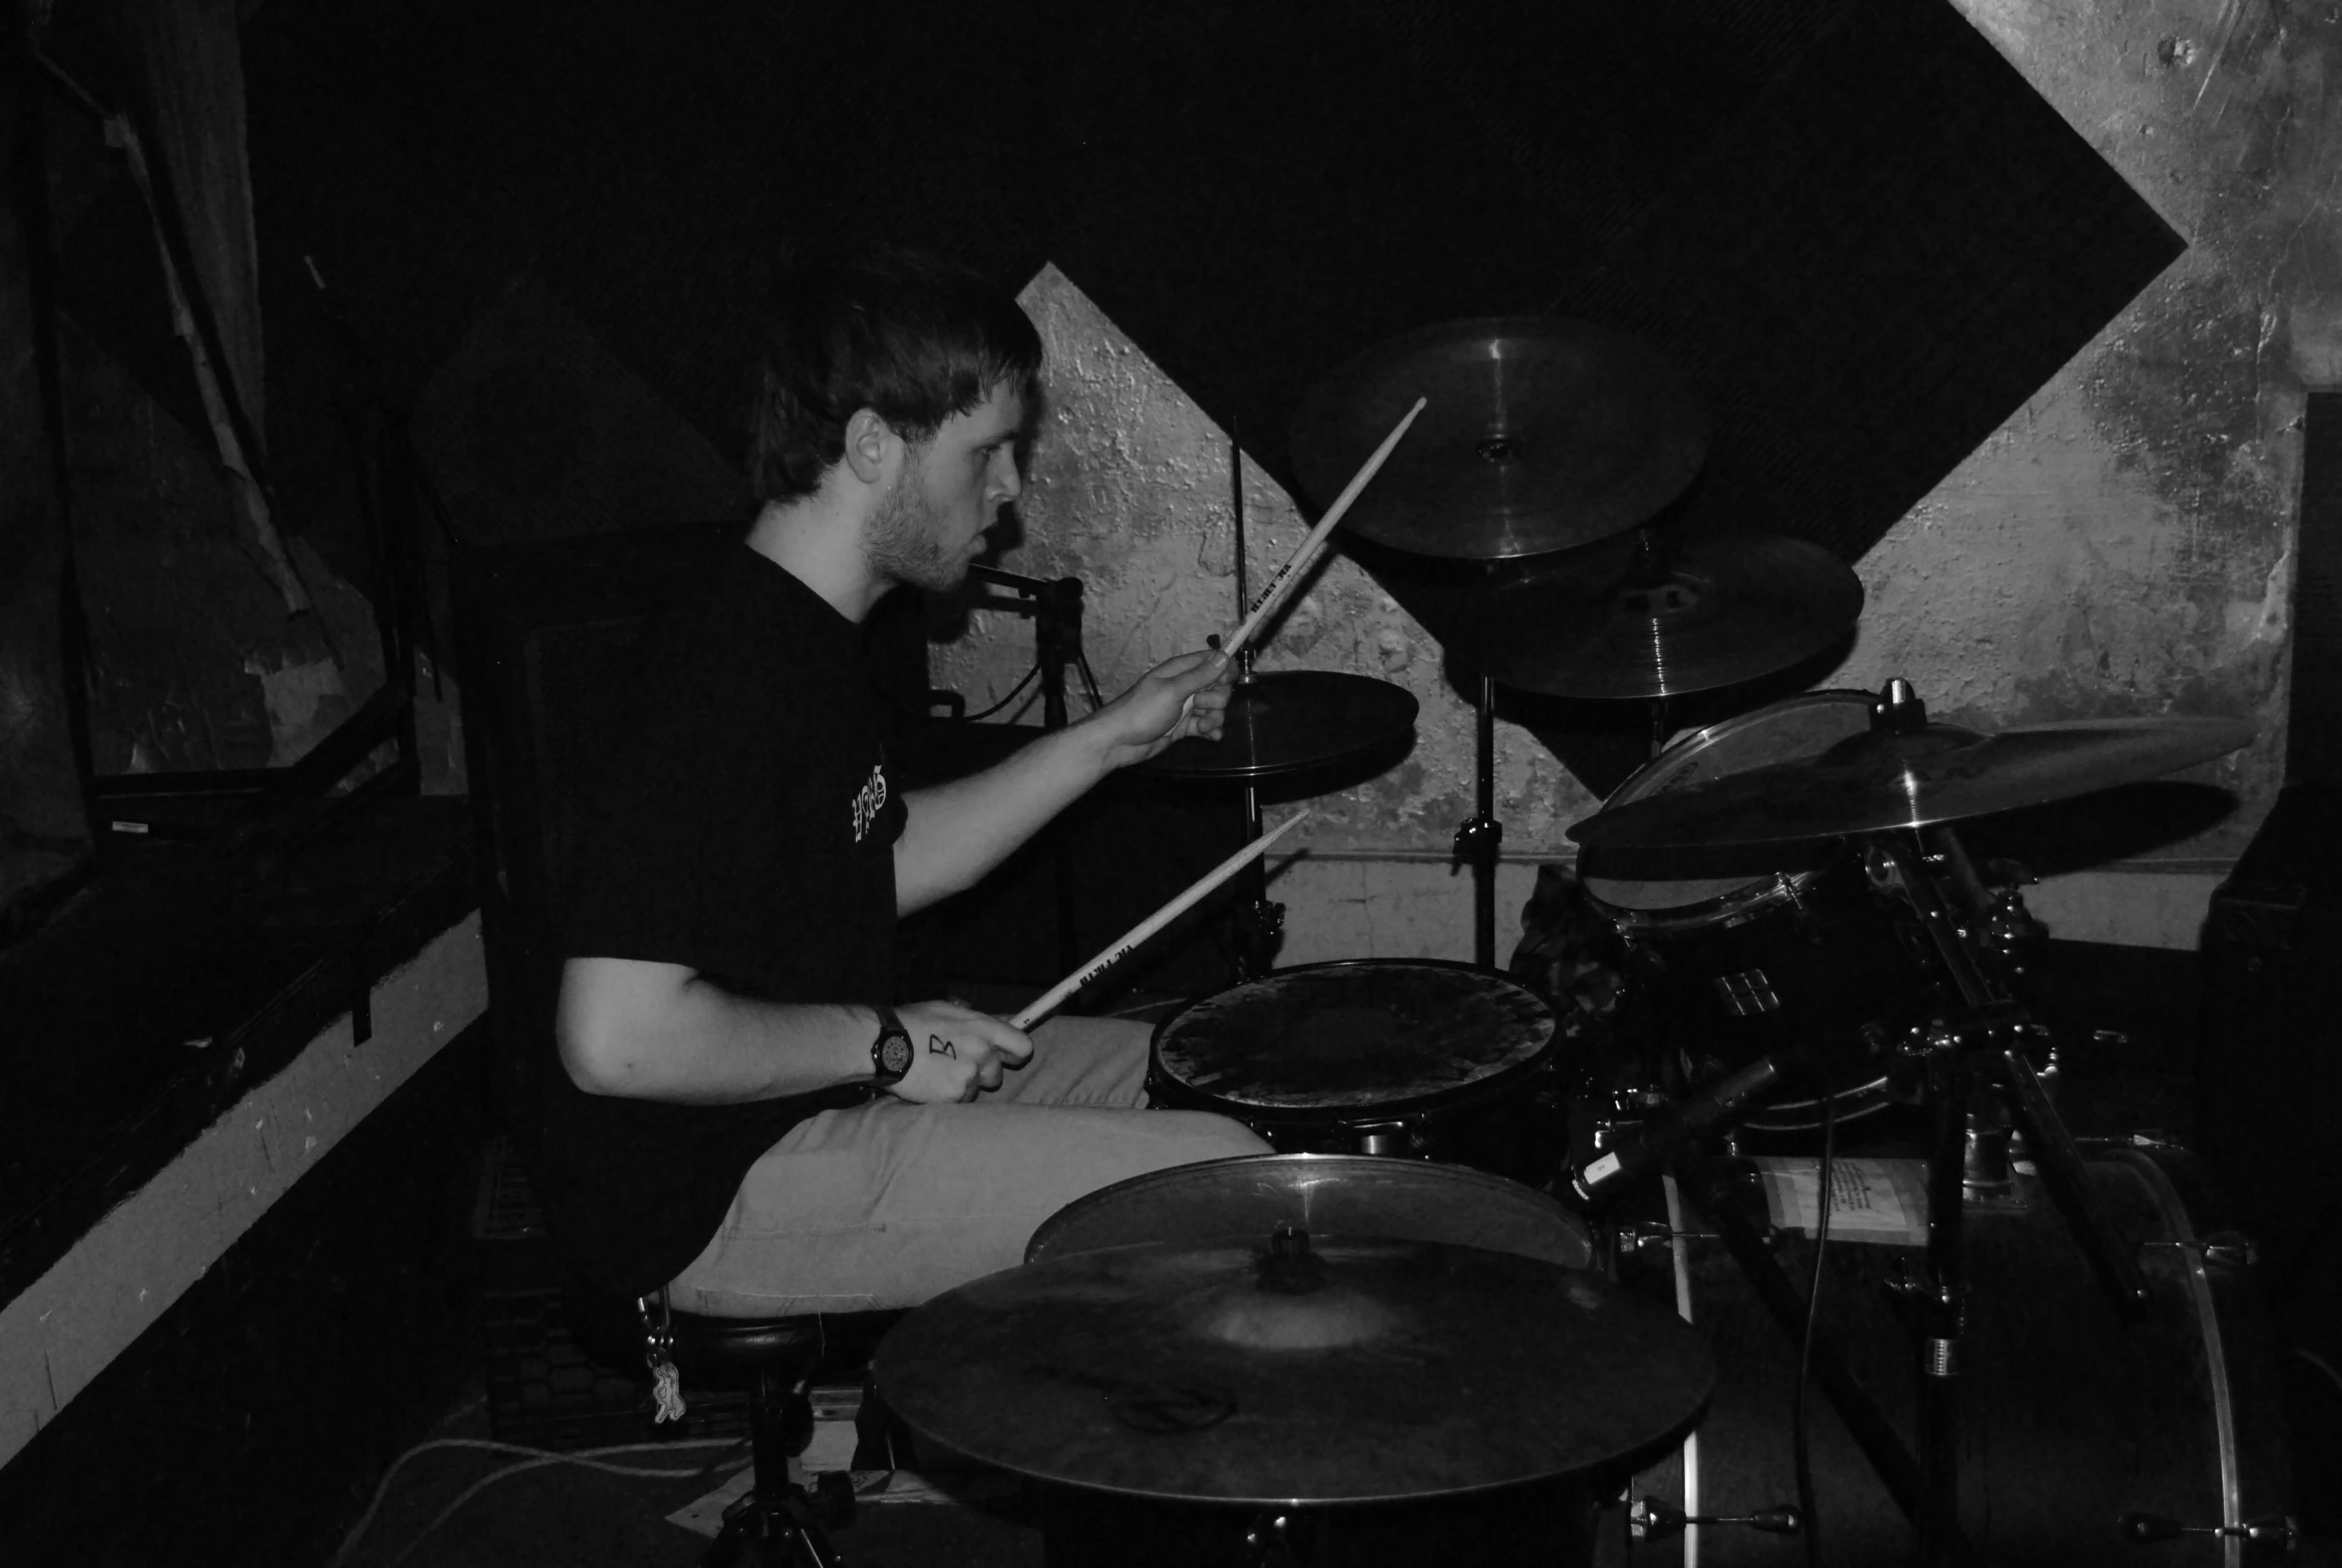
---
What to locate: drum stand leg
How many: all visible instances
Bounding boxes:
[1675,1152,1944,1546]
[1861,828,2155,1568]
[1231,777,1286,981]
[1224,443,1286,984]
[1455,673,1503,969]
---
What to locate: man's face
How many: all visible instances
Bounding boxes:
[864,381,1026,592]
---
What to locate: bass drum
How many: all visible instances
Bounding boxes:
[1579,692,1958,1130]
[1600,1148,2294,1565]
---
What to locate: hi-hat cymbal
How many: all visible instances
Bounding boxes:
[1288,318,1709,559]
[1403,528,1864,700]
[1568,713,2256,848]
[1141,670,1417,780]
[873,1231,1712,1506]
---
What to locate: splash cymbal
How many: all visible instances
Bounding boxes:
[873,1230,1712,1506]
[1288,317,1709,559]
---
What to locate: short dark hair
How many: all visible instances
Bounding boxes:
[747,243,1043,502]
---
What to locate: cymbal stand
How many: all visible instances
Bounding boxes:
[1454,673,1502,968]
[1848,694,2150,1568]
[1646,695,1673,762]
[1225,429,1284,980]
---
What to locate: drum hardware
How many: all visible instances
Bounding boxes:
[2144,1232,2260,1270]
[1670,1148,1945,1549]
[2121,1512,2297,1550]
[1455,672,1503,968]
[1582,691,1959,1134]
[1629,1495,1805,1543]
[1224,426,1283,980]
[1242,1510,1297,1568]
[1565,1054,1785,1207]
[967,561,1099,977]
[1615,1220,1718,1256]
[1630,1146,2296,1567]
[1568,682,2267,1566]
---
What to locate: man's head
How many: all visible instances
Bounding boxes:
[748,243,1042,508]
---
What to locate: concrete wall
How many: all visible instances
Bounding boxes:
[933,1,2338,959]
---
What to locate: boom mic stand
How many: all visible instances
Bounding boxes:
[967,563,1091,977]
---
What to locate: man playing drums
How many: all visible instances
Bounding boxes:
[541,244,1270,1314]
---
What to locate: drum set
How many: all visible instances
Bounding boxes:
[868,321,2294,1565]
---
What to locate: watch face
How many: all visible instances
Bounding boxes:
[878,1033,915,1080]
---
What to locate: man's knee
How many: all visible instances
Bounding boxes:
[1148,1109,1274,1162]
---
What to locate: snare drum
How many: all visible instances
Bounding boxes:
[1580,693,1965,1129]
[1149,960,1562,1186]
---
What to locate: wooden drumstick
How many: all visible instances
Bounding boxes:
[1011,811,1311,1031]
[1220,396,1426,659]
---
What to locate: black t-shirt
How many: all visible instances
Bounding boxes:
[539,542,908,1297]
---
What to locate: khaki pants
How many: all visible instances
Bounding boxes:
[665,1015,1270,1315]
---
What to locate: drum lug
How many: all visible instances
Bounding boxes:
[2142,1230,2259,1271]
[2121,1510,2296,1552]
[1631,1495,1804,1542]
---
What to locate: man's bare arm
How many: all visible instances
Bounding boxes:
[558,956,1029,1105]
[895,649,1229,915]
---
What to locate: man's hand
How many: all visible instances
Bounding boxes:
[1082,649,1231,770]
[885,1001,1033,1104]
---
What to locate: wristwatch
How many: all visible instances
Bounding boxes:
[869,1004,914,1086]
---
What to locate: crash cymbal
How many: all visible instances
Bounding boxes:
[1026,1153,1594,1271]
[1288,318,1709,559]
[1568,711,2256,848]
[873,1230,1712,1506]
[1140,670,1417,780]
[1429,529,1863,700]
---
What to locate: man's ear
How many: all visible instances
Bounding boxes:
[841,407,898,485]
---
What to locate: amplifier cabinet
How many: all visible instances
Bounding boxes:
[2197,782,2342,1349]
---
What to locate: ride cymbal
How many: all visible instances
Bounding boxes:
[1289,318,1710,559]
[874,1230,1712,1506]
[1568,712,2256,848]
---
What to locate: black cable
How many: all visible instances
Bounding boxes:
[962,661,1042,722]
[1075,650,1106,711]
[1792,1089,1838,1568]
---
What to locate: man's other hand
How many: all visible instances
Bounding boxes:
[1085,649,1231,769]
[886,1001,1034,1104]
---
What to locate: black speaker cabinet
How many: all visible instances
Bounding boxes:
[2198,783,2342,1338]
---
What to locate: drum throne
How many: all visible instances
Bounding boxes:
[566,1283,902,1567]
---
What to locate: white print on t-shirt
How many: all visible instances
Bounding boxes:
[849,762,890,843]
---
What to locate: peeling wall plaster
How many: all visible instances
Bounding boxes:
[1859,0,2339,861]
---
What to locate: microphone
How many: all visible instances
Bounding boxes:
[1567,1056,1786,1206]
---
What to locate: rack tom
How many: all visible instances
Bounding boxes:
[1150,960,1562,1186]
[1579,692,1958,1128]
